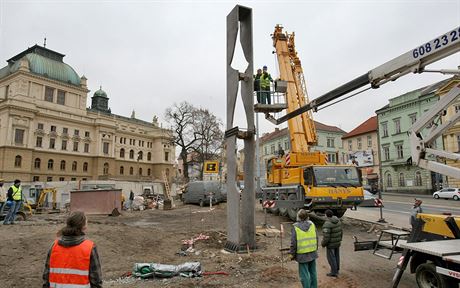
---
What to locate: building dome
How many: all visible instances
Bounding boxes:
[94,87,108,98]
[0,45,81,86]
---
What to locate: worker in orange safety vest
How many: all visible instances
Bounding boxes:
[42,211,102,288]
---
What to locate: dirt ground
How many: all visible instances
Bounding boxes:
[0,202,417,288]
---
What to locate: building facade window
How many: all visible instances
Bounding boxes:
[396,144,404,159]
[138,151,143,160]
[129,150,134,159]
[14,155,22,167]
[51,125,57,132]
[84,143,89,153]
[327,138,335,148]
[348,140,352,151]
[59,177,65,182]
[399,173,405,187]
[139,167,142,176]
[409,114,417,125]
[61,140,67,150]
[47,176,53,182]
[85,131,90,138]
[36,136,43,147]
[63,127,68,134]
[120,166,124,175]
[327,153,336,163]
[367,135,372,148]
[73,141,79,152]
[415,171,422,186]
[383,146,390,161]
[103,163,109,175]
[34,158,41,169]
[284,140,289,150]
[15,129,24,144]
[164,151,169,162]
[72,161,77,171]
[382,122,388,137]
[129,167,134,175]
[103,142,109,154]
[386,173,392,187]
[270,144,275,154]
[120,148,125,158]
[49,138,56,149]
[357,137,362,150]
[57,90,65,105]
[45,86,54,102]
[48,159,54,170]
[147,168,151,176]
[74,129,79,136]
[38,123,44,130]
[60,160,66,171]
[33,176,39,182]
[457,134,460,152]
[147,152,151,161]
[394,118,401,134]
[83,162,88,172]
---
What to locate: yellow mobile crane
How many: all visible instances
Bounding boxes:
[267,23,460,288]
[260,25,364,220]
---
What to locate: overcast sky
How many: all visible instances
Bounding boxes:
[1,0,459,139]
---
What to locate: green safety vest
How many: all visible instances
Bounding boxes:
[260,73,272,89]
[11,185,22,201]
[295,223,317,254]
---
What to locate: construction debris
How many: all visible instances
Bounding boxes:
[132,262,202,279]
[182,233,210,246]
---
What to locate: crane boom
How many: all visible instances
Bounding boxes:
[273,26,460,125]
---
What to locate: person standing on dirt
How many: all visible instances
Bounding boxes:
[321,209,343,278]
[3,179,22,225]
[410,198,423,228]
[129,190,135,211]
[289,209,318,288]
[0,179,6,215]
[43,211,102,288]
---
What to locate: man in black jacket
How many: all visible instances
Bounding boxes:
[321,209,343,277]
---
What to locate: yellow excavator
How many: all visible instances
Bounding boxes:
[32,188,60,213]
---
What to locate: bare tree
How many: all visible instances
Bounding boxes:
[165,102,224,182]
[165,102,199,181]
[191,108,224,180]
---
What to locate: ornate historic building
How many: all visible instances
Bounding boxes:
[0,45,174,182]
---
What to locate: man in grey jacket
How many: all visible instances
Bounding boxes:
[290,209,318,288]
[321,209,343,277]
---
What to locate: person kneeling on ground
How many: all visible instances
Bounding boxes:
[43,211,102,288]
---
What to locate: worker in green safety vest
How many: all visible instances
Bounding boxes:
[3,179,22,225]
[289,209,318,288]
[260,65,273,104]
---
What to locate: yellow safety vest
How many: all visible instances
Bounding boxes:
[11,185,22,201]
[295,223,317,254]
[260,73,271,89]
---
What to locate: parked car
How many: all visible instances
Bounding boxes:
[182,181,226,206]
[359,190,382,207]
[433,188,460,200]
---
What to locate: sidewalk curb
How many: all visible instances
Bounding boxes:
[383,192,432,199]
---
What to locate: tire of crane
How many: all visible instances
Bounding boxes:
[415,263,454,288]
[287,194,299,221]
[334,209,347,218]
[278,194,288,217]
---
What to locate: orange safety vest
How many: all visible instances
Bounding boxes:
[49,239,94,288]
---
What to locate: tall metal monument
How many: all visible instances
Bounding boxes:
[225,5,256,251]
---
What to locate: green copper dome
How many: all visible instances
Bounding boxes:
[94,87,108,98]
[26,53,81,85]
[0,45,81,86]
